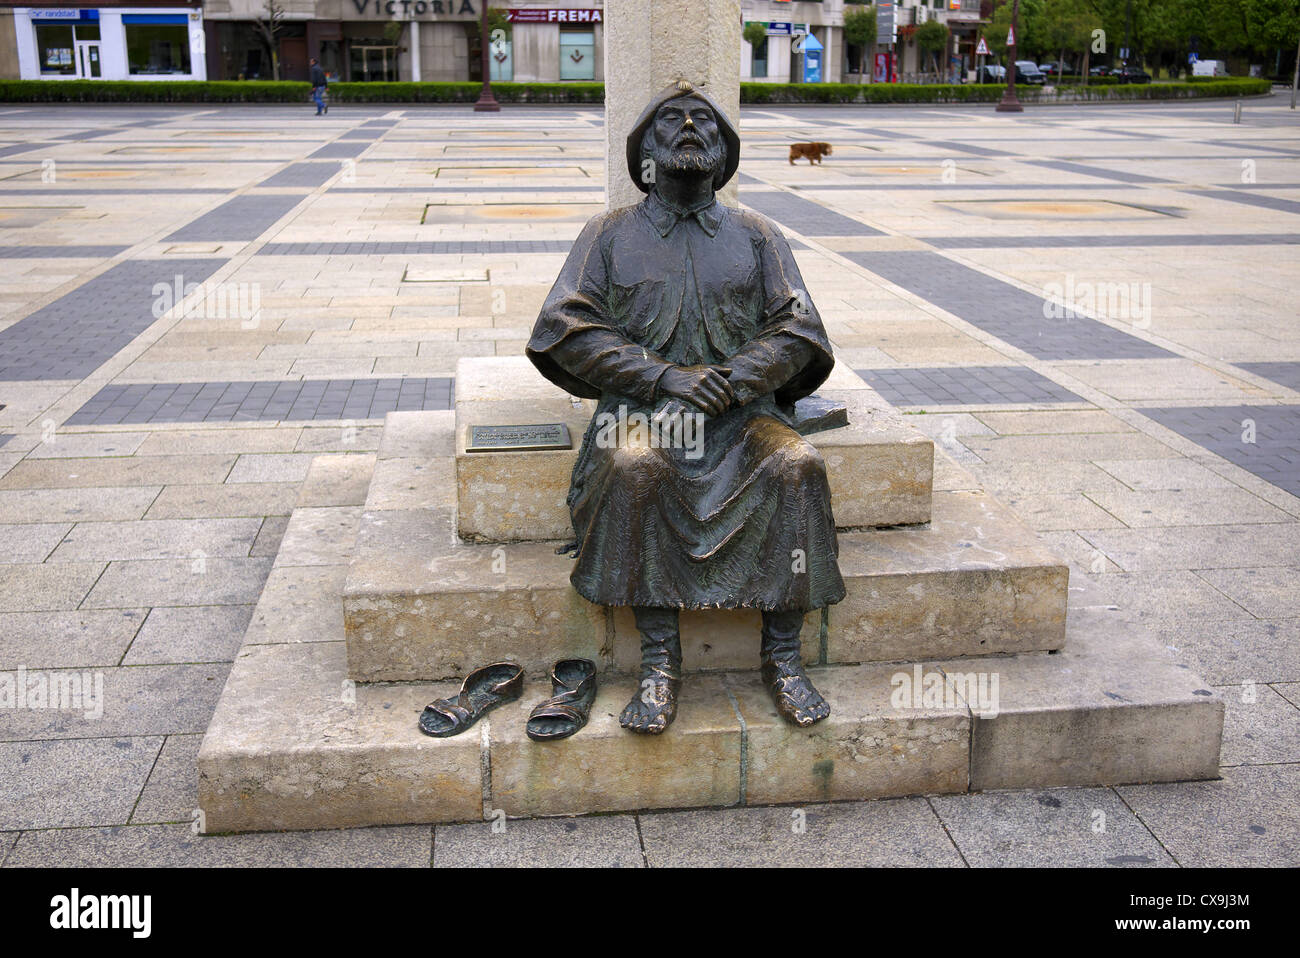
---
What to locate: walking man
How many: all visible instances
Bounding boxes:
[310,57,327,115]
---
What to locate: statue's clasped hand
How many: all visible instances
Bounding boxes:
[658,364,734,417]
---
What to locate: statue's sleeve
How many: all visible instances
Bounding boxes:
[526,215,672,403]
[725,218,835,406]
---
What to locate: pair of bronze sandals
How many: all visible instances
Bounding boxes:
[418,659,597,743]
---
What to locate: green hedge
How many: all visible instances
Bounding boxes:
[741,77,1270,103]
[1051,78,1269,99]
[329,81,605,103]
[0,79,606,104]
[0,80,314,102]
[742,82,1008,103]
[0,77,1271,104]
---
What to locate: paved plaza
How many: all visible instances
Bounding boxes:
[0,97,1298,867]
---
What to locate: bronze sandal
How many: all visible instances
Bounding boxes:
[526,659,597,742]
[419,662,524,738]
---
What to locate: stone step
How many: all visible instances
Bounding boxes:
[343,485,1068,682]
[452,356,934,541]
[199,566,1222,833]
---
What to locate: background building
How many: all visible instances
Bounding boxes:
[741,0,842,83]
[198,1,603,82]
[5,2,206,80]
[893,0,986,82]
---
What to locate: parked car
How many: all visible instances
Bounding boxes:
[976,64,1006,83]
[1114,65,1151,84]
[1089,65,1111,77]
[1015,61,1046,84]
[1039,62,1071,76]
[1192,59,1228,77]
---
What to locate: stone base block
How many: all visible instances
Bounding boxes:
[200,547,1220,832]
[344,488,1067,682]
[452,357,934,541]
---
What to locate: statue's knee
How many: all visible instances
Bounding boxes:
[778,442,826,482]
[608,443,660,485]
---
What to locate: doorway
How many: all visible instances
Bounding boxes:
[75,41,102,79]
[350,44,398,82]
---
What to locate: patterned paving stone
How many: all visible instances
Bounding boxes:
[164,194,303,242]
[329,184,604,193]
[0,259,227,381]
[258,240,572,255]
[0,245,130,258]
[856,365,1084,406]
[0,187,230,195]
[308,141,371,159]
[740,190,884,236]
[1140,405,1300,498]
[844,250,1174,361]
[1029,159,1174,184]
[4,822,432,867]
[258,162,341,189]
[66,377,454,425]
[1238,362,1300,393]
[1196,189,1300,216]
[925,139,1014,157]
[927,234,1300,248]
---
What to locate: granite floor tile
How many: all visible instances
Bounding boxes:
[930,787,1175,867]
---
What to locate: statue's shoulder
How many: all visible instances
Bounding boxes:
[728,206,790,247]
[576,204,641,245]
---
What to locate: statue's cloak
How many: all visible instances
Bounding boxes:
[525,189,845,612]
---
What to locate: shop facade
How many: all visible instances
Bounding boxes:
[5,2,205,80]
[740,0,842,83]
[198,1,603,82]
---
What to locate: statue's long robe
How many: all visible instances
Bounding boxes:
[527,191,845,612]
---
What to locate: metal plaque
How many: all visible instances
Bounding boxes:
[467,423,572,453]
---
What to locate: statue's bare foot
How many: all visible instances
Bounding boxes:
[763,662,830,728]
[619,678,680,735]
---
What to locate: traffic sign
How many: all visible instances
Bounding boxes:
[1006,24,1016,46]
[975,36,990,56]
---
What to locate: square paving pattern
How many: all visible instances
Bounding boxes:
[1140,405,1300,498]
[856,365,1085,407]
[66,377,454,424]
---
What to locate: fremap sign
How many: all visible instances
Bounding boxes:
[505,8,602,23]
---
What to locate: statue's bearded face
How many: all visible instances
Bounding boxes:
[647,96,726,179]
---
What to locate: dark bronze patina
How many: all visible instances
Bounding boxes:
[526,81,844,734]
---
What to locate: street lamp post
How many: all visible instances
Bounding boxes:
[473,1,500,112]
[995,0,1023,112]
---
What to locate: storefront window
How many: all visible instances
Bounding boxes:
[36,24,75,75]
[349,43,399,82]
[124,16,192,75]
[559,29,594,81]
[752,38,768,79]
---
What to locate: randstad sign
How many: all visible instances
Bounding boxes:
[349,0,478,15]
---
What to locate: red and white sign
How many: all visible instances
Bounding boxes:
[506,8,603,23]
[975,36,990,56]
[1006,24,1016,46]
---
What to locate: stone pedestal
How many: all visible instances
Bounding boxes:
[197,357,1224,833]
[603,0,742,211]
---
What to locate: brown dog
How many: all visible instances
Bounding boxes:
[789,142,832,165]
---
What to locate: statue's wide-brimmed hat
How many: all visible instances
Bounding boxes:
[626,80,740,193]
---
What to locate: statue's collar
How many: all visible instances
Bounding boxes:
[644,190,724,238]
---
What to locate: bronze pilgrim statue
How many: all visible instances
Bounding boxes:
[526,81,845,735]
